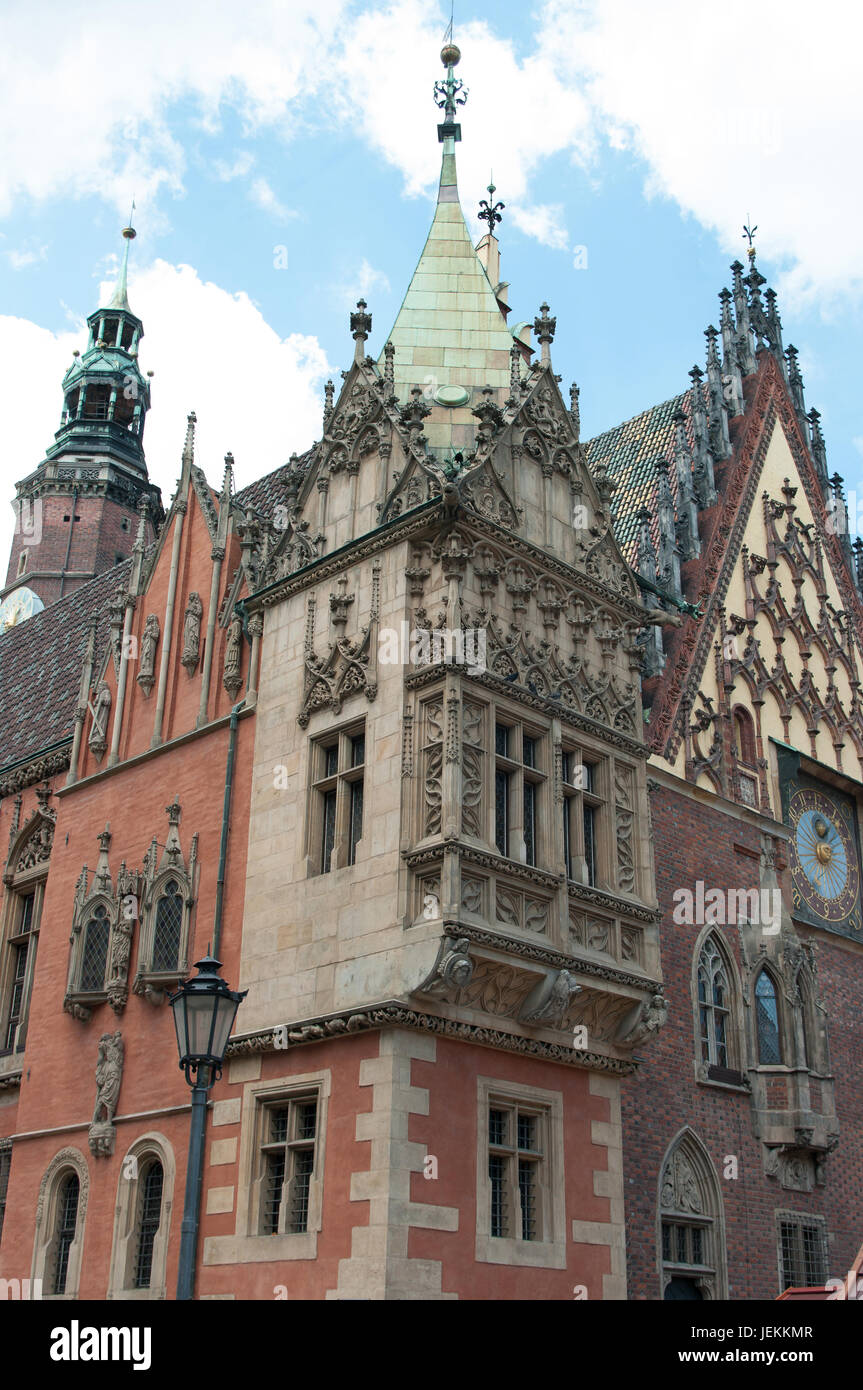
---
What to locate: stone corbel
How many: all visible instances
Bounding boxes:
[412,935,474,1002]
[615,988,668,1049]
[518,969,582,1028]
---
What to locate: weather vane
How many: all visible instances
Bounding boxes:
[478,179,504,237]
[742,219,757,264]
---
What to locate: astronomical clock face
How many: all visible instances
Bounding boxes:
[0,585,44,633]
[788,784,861,933]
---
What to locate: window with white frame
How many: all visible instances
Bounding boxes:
[310,724,365,874]
[476,1078,566,1269]
[697,936,731,1069]
[258,1093,319,1235]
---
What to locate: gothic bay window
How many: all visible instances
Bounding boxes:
[755,970,782,1064]
[311,724,365,875]
[494,721,546,867]
[152,882,183,973]
[561,750,602,886]
[80,904,111,992]
[259,1095,319,1235]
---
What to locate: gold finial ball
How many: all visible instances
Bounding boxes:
[121,226,137,240]
[441,42,460,67]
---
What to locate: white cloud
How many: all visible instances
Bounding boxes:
[0,259,333,565]
[334,259,392,311]
[535,0,863,309]
[509,204,569,251]
[249,177,295,222]
[6,244,48,269]
[212,151,256,182]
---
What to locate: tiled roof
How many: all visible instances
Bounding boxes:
[235,446,315,517]
[0,561,130,773]
[586,388,695,564]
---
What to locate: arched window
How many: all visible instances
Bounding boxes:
[108,1135,174,1299]
[80,904,110,992]
[50,1173,80,1295]
[152,883,183,973]
[658,1129,727,1300]
[755,970,782,1064]
[733,707,756,766]
[133,1160,164,1289]
[33,1149,89,1299]
[697,937,730,1069]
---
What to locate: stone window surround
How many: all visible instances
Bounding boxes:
[656,1127,728,1301]
[0,871,45,1058]
[475,1074,566,1269]
[690,925,747,1087]
[106,1132,176,1301]
[31,1147,90,1300]
[134,868,194,994]
[202,1067,330,1268]
[305,718,366,877]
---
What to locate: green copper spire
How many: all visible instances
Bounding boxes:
[108,206,136,312]
[380,45,517,450]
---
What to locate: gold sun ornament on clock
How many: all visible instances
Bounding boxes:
[789,786,861,929]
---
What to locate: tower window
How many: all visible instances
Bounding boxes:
[17,551,27,576]
[121,517,130,532]
[310,723,365,874]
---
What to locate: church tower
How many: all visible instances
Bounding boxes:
[1,223,163,624]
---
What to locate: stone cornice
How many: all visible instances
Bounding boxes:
[0,1071,22,1091]
[224,1000,640,1076]
[0,745,71,797]
[440,921,660,991]
[404,665,649,760]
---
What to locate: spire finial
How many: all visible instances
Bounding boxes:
[533,302,556,368]
[742,218,758,266]
[108,205,137,312]
[434,32,467,144]
[478,179,505,239]
[350,298,372,362]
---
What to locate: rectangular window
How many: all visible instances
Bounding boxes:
[311,724,365,875]
[486,1100,546,1243]
[778,1214,828,1290]
[3,891,38,1054]
[562,750,603,886]
[259,1095,319,1235]
[494,717,546,867]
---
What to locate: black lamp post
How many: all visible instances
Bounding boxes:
[169,954,246,1301]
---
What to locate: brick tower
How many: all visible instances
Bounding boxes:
[0,223,162,628]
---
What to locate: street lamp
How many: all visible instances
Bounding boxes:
[169,954,246,1301]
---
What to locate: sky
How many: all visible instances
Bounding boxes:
[1,0,861,571]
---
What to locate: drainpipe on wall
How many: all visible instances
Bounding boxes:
[212,699,245,959]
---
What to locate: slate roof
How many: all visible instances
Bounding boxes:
[0,561,130,773]
[586,388,695,565]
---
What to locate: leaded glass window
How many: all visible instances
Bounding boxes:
[697,937,731,1068]
[152,883,183,973]
[80,904,110,992]
[755,971,782,1064]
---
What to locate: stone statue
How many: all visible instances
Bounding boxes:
[617,989,668,1047]
[89,1030,124,1157]
[181,592,203,674]
[88,681,112,761]
[137,614,160,696]
[223,614,244,699]
[520,968,582,1028]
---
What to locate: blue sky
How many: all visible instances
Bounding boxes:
[1,0,860,566]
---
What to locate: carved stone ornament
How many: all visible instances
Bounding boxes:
[660,1149,703,1214]
[181,591,204,674]
[88,1030,124,1157]
[297,561,381,728]
[615,988,668,1048]
[88,680,112,761]
[136,614,160,697]
[412,936,475,1001]
[519,969,582,1028]
[223,613,244,700]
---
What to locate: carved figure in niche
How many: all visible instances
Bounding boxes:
[88,681,112,759]
[92,1031,124,1125]
[223,614,244,698]
[137,614,160,695]
[182,592,203,674]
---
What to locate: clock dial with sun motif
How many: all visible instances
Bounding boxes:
[789,786,861,931]
[0,585,44,633]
